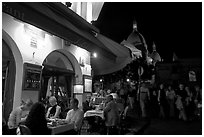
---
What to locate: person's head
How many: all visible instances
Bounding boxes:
[194,85,200,92]
[23,99,33,111]
[185,86,190,92]
[141,83,146,88]
[168,85,172,90]
[27,102,46,119]
[49,96,57,106]
[70,98,79,109]
[106,95,113,103]
[25,102,47,131]
[179,83,184,90]
[86,95,91,102]
[159,83,164,89]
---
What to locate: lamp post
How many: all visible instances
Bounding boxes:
[137,66,144,101]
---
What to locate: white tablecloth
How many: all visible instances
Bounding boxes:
[48,123,74,135]
[84,110,104,119]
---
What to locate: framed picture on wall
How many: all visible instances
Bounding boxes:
[23,63,42,90]
[83,75,92,92]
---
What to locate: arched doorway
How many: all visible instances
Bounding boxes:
[40,50,75,118]
[2,40,16,122]
[2,30,24,122]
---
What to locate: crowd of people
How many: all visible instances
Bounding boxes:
[149,83,202,121]
[88,81,202,122]
[2,81,202,135]
[98,81,202,122]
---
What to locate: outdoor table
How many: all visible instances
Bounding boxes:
[48,122,74,135]
[84,109,104,119]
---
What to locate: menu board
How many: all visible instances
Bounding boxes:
[84,78,92,92]
[23,63,42,90]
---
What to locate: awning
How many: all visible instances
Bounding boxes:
[3,2,116,61]
[92,34,132,75]
[121,40,142,59]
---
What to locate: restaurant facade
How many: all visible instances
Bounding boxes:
[2,2,111,121]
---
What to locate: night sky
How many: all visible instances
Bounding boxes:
[93,2,202,62]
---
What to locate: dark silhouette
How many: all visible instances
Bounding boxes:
[25,102,51,135]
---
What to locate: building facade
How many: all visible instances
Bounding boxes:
[2,3,95,121]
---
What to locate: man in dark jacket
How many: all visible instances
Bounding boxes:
[104,95,120,135]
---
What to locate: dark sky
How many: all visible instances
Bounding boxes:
[93,2,202,62]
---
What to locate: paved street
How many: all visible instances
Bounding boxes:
[143,118,202,135]
[124,103,202,135]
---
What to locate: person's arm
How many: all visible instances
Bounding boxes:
[20,116,27,123]
[147,89,150,100]
[46,107,51,118]
[103,102,111,120]
[53,106,61,118]
[64,110,71,123]
[16,109,23,126]
[165,90,168,97]
[158,90,161,102]
[104,102,111,113]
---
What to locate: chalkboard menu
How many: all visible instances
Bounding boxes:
[23,63,42,90]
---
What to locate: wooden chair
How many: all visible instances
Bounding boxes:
[19,125,31,135]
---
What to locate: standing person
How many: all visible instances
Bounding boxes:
[175,83,187,121]
[185,86,194,120]
[46,96,61,119]
[149,87,159,118]
[7,99,33,135]
[25,102,51,135]
[166,85,176,118]
[157,83,168,119]
[127,84,135,109]
[119,83,128,106]
[139,83,150,118]
[63,98,84,134]
[193,85,202,119]
[104,95,120,135]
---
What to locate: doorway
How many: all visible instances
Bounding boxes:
[40,51,75,118]
[2,40,16,122]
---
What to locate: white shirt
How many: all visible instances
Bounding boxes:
[65,108,84,130]
[7,106,28,129]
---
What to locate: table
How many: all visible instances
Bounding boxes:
[84,110,104,119]
[48,123,74,135]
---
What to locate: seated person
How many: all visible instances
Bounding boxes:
[63,98,84,134]
[25,102,51,135]
[7,99,33,135]
[46,96,61,119]
[82,95,93,113]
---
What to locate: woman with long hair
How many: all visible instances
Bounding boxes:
[25,102,51,135]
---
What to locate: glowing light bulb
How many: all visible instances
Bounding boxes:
[93,52,97,58]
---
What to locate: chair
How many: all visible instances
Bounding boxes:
[19,125,31,135]
[78,117,92,135]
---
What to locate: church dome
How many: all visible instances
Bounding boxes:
[126,20,148,54]
[150,51,161,62]
[127,31,144,45]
